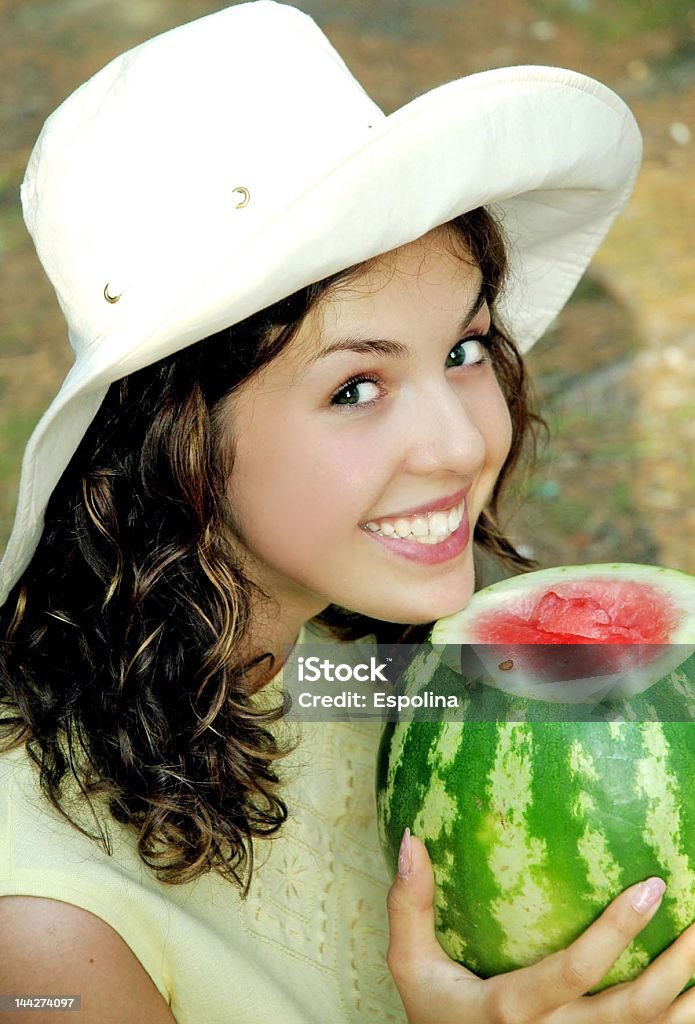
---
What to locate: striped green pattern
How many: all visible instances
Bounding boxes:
[378,565,695,987]
[377,711,695,989]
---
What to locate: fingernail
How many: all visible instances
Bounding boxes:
[397,827,412,879]
[631,877,666,914]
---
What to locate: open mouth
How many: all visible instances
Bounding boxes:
[361,497,466,546]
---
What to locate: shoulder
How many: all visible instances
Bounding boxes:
[0,896,176,1023]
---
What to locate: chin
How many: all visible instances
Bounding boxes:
[335,558,476,627]
[364,590,475,628]
[416,572,476,624]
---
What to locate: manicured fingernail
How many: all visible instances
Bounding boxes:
[631,877,666,913]
[397,827,412,879]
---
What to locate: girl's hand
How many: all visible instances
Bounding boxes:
[386,830,695,1024]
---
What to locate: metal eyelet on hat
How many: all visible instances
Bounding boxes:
[232,186,250,208]
[103,284,122,304]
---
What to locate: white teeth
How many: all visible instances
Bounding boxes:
[429,512,450,537]
[363,498,466,544]
[394,518,412,538]
[411,516,429,537]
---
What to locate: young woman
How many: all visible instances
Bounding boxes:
[2,3,694,1023]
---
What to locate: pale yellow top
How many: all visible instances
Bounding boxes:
[0,622,405,1023]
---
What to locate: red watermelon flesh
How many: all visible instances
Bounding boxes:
[470,578,679,681]
[474,579,677,644]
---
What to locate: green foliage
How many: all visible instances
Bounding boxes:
[535,0,694,41]
[0,410,41,549]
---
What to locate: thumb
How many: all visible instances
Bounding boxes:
[386,829,446,970]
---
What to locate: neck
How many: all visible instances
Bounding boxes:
[240,603,322,693]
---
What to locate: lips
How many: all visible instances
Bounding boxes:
[364,486,470,523]
[363,498,465,544]
[361,505,471,565]
[360,487,469,541]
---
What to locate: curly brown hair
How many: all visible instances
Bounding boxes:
[0,208,543,888]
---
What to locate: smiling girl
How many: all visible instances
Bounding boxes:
[2,3,695,1023]
[225,222,512,635]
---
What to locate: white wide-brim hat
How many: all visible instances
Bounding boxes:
[0,0,641,606]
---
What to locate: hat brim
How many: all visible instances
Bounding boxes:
[1,65,641,603]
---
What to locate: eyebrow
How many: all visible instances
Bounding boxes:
[311,281,488,363]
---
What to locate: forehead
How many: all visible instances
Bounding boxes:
[334,223,478,299]
[298,226,482,350]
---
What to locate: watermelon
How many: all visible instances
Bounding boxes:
[376,563,695,991]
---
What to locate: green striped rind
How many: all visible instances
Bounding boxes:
[376,647,695,990]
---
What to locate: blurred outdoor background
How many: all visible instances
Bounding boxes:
[1,0,694,578]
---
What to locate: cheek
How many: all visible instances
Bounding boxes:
[230,418,375,551]
[494,400,514,469]
[473,377,513,483]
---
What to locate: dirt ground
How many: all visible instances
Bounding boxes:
[1,0,693,576]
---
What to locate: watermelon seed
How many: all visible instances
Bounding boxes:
[498,659,515,671]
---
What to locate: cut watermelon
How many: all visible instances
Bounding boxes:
[376,563,695,991]
[463,568,682,645]
[433,563,695,703]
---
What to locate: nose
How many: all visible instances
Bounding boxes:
[400,380,488,478]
